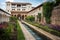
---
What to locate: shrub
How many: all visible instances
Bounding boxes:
[10,16,18,22]
[26,21,60,37]
[0,28,11,40]
[25,16,35,22]
[37,13,41,22]
[16,20,25,40]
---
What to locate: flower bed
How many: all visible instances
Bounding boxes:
[10,16,25,40]
[0,22,15,40]
[48,24,60,31]
[25,20,60,37]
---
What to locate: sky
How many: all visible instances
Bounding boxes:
[0,0,46,10]
[0,0,45,10]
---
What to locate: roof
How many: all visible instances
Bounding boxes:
[6,1,32,5]
[0,8,10,15]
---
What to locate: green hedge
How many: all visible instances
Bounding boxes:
[16,20,25,40]
[10,16,25,40]
[25,16,35,22]
[25,21,60,37]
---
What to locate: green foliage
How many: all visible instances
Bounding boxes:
[10,16,18,22]
[25,16,35,22]
[37,13,41,21]
[10,16,25,40]
[43,2,54,24]
[16,21,25,40]
[0,28,11,40]
[0,22,14,40]
[55,0,60,5]
[26,21,60,37]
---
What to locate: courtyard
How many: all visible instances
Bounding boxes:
[0,0,60,40]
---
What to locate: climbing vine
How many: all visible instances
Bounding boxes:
[37,13,41,22]
[55,0,60,6]
[43,2,55,24]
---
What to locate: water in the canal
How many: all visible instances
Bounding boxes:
[22,23,44,40]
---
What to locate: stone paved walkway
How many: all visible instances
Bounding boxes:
[22,21,60,40]
[18,21,35,40]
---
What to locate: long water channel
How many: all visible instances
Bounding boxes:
[22,23,50,40]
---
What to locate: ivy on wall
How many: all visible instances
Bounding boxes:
[43,2,55,24]
[37,13,41,22]
[55,0,60,6]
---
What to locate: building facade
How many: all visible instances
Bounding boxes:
[0,8,10,23]
[28,4,45,24]
[6,2,32,20]
[6,2,45,24]
[6,2,32,14]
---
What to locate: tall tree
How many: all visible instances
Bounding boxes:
[43,2,54,24]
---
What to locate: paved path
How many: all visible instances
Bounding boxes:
[18,21,35,40]
[22,21,60,40]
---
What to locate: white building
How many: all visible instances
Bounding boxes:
[6,1,32,14]
[0,8,10,23]
[5,2,44,24]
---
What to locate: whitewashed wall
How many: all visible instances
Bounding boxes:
[0,10,10,23]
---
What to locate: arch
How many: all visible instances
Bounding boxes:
[21,15,24,20]
[11,15,13,16]
[14,15,16,17]
[25,15,27,17]
[17,14,21,20]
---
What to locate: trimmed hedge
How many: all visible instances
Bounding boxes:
[25,16,35,22]
[10,16,25,40]
[16,20,25,40]
[25,21,60,37]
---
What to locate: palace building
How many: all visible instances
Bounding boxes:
[6,2,45,24]
[6,2,60,26]
[6,1,33,20]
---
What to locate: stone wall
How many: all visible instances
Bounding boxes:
[51,4,60,26]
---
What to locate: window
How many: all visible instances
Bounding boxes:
[17,5,21,7]
[12,9,15,10]
[8,10,9,12]
[12,4,16,6]
[14,15,16,17]
[12,6,16,8]
[29,6,30,8]
[22,7,26,8]
[17,9,20,11]
[12,4,16,8]
[22,9,25,11]
[7,4,10,6]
